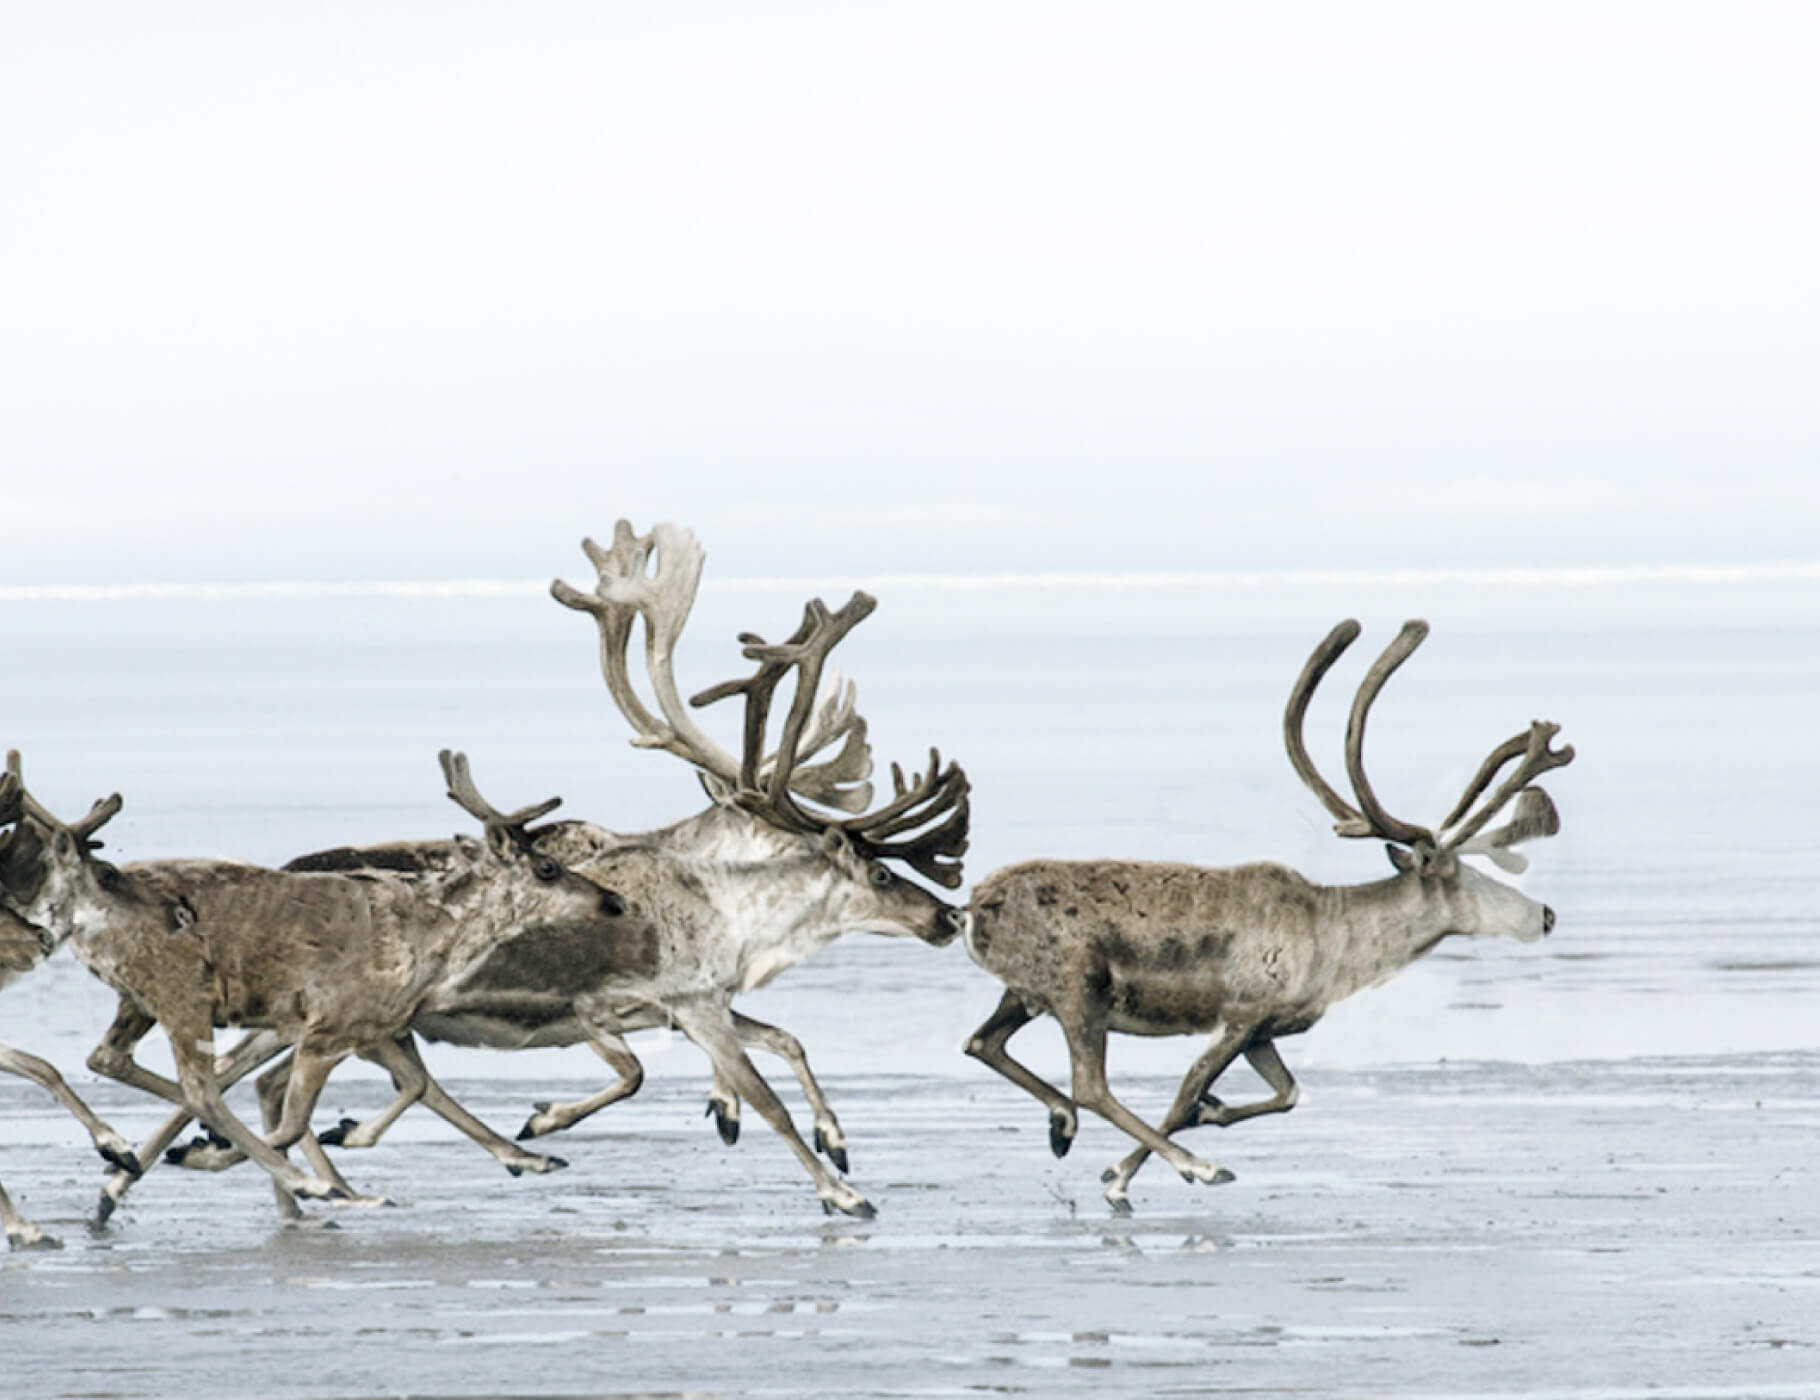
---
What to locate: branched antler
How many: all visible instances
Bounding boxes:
[1282,623,1572,864]
[692,595,970,888]
[5,750,122,848]
[553,522,875,809]
[438,750,562,841]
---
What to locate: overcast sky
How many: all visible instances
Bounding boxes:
[3,3,1816,585]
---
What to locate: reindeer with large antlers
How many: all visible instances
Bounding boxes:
[340,521,970,1217]
[0,767,142,1247]
[0,749,648,1221]
[961,619,1573,1212]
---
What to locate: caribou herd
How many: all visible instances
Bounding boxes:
[0,521,1574,1243]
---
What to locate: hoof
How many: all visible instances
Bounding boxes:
[812,1127,850,1175]
[7,1227,64,1251]
[1049,1111,1075,1159]
[516,1102,557,1141]
[99,1145,143,1177]
[545,1155,569,1173]
[317,1117,358,1148]
[1179,1159,1236,1187]
[1106,1194,1134,1217]
[708,1100,740,1147]
[821,1192,876,1220]
[94,1191,119,1227]
[505,1163,523,1178]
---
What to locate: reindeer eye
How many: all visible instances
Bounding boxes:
[869,864,894,889]
[96,863,122,892]
[532,857,563,883]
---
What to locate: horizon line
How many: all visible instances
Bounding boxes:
[3,560,1820,603]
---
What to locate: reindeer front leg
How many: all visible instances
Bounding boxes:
[1053,1000,1234,1199]
[730,1011,851,1171]
[1,1179,58,1251]
[0,1042,140,1177]
[964,990,1080,1156]
[665,1001,875,1219]
[363,1036,570,1177]
[166,1025,348,1206]
[1100,1023,1252,1212]
[98,1030,288,1224]
[517,1034,645,1140]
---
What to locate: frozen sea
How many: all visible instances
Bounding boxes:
[2,571,1818,1398]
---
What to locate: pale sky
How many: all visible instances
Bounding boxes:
[3,3,1816,584]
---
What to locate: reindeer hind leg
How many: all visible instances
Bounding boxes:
[964,990,1079,1157]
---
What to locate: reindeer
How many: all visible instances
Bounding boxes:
[0,749,648,1221]
[960,619,1574,1212]
[322,522,971,1218]
[0,769,141,1248]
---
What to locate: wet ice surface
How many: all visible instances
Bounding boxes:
[3,600,1820,1395]
[4,1057,1819,1399]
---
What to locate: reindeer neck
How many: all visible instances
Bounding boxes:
[1318,871,1456,1003]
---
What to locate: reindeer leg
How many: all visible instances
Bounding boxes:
[730,1011,847,1171]
[0,1042,140,1176]
[317,1037,430,1151]
[964,991,1079,1157]
[1055,1007,1234,1203]
[1100,1024,1251,1213]
[667,1002,875,1219]
[705,1065,740,1147]
[263,1045,390,1209]
[517,1034,645,1140]
[167,1028,347,1206]
[1198,1041,1301,1127]
[86,998,185,1105]
[1,1179,60,1251]
[367,1036,570,1177]
[247,1052,366,1209]
[99,1030,288,1224]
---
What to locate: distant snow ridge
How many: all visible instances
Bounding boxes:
[4,561,1820,603]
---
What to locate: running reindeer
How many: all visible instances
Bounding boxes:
[323,522,970,1218]
[961,619,1574,1212]
[0,748,648,1223]
[0,768,141,1248]
[100,526,969,1221]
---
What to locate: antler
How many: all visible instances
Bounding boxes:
[692,595,971,888]
[553,522,875,810]
[438,750,562,839]
[5,750,122,848]
[1284,624,1572,861]
[1283,620,1374,838]
[0,766,20,829]
[1438,721,1575,852]
[1342,621,1437,849]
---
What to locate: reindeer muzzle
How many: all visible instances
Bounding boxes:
[1542,905,1556,935]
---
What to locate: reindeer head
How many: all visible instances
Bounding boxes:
[0,749,132,940]
[436,749,638,930]
[1284,621,1574,943]
[552,522,970,945]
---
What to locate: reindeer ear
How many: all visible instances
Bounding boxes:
[1386,844,1415,873]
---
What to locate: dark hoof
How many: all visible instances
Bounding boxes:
[325,1185,353,1202]
[101,1148,143,1178]
[94,1193,118,1227]
[164,1135,210,1167]
[534,1100,552,1114]
[317,1117,358,1148]
[506,1164,523,1178]
[1213,1167,1237,1186]
[1108,1196,1135,1218]
[547,1156,569,1172]
[1099,1167,1117,1183]
[812,1127,850,1174]
[515,1120,537,1141]
[1049,1114,1075,1158]
[852,1199,878,1220]
[709,1101,740,1147]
